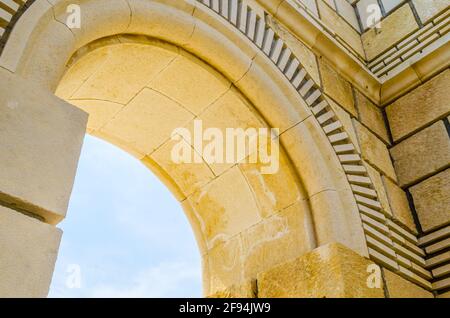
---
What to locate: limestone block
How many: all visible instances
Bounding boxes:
[187,166,261,249]
[363,161,392,216]
[207,235,244,294]
[265,15,321,85]
[383,269,433,298]
[56,46,113,100]
[317,0,365,58]
[238,149,307,218]
[257,243,385,298]
[382,177,417,233]
[355,89,390,143]
[362,4,419,60]
[390,121,450,187]
[71,43,178,105]
[309,189,369,257]
[68,99,123,132]
[149,50,230,116]
[327,97,360,152]
[192,86,267,176]
[353,120,397,181]
[410,169,450,232]
[208,280,257,298]
[50,0,131,49]
[280,117,368,256]
[150,137,215,198]
[235,52,311,134]
[0,69,87,224]
[239,200,316,279]
[15,16,76,91]
[334,0,360,31]
[319,58,356,116]
[412,0,450,24]
[101,88,195,155]
[387,70,450,141]
[0,206,62,297]
[0,0,53,73]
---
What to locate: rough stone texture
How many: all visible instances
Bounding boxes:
[363,161,392,216]
[0,206,61,297]
[410,169,450,232]
[208,280,257,298]
[0,68,87,224]
[319,58,356,116]
[383,269,433,298]
[382,176,417,233]
[362,4,419,60]
[239,200,316,280]
[353,120,397,181]
[326,97,360,152]
[387,70,450,142]
[317,0,365,58]
[266,15,321,85]
[412,0,450,24]
[257,243,385,298]
[355,89,390,143]
[187,166,261,249]
[439,290,450,298]
[390,121,450,187]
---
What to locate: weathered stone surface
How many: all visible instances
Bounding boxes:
[0,69,87,224]
[187,166,261,249]
[327,97,360,152]
[319,58,356,116]
[208,280,257,298]
[257,243,385,298]
[355,89,390,143]
[266,15,321,85]
[149,50,230,116]
[101,88,195,155]
[382,176,417,233]
[387,70,450,141]
[0,206,61,297]
[383,269,433,298]
[238,150,307,218]
[363,161,392,216]
[239,200,316,280]
[317,0,365,58]
[390,121,450,187]
[412,0,450,24]
[410,169,450,232]
[362,4,419,60]
[150,137,215,198]
[354,120,397,181]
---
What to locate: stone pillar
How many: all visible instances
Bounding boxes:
[0,68,87,297]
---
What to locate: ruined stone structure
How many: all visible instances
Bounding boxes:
[0,0,449,298]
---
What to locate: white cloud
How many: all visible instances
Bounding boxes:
[90,261,202,298]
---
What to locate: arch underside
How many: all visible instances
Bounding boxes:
[0,0,434,294]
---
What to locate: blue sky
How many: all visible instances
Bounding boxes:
[48,135,202,298]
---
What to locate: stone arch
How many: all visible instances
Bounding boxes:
[0,0,388,295]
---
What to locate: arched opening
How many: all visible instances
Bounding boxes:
[54,37,316,295]
[0,0,372,297]
[49,135,202,297]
